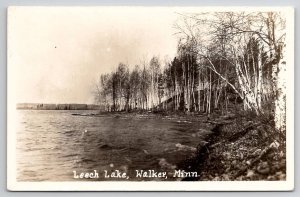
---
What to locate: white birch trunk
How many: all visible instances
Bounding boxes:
[274,46,286,132]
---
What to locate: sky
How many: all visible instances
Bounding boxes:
[8,7,182,104]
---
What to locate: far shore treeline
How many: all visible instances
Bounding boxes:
[16,103,102,110]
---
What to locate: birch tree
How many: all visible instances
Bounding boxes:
[175,11,286,126]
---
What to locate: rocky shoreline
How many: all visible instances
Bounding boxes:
[74,111,286,181]
[179,113,286,181]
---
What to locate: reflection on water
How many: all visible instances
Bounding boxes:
[16,110,210,181]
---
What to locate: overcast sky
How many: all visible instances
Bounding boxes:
[9,7,183,104]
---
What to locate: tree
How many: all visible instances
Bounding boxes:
[174,11,286,125]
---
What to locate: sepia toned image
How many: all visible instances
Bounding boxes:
[7,6,294,191]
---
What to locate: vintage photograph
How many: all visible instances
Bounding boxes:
[7,6,294,190]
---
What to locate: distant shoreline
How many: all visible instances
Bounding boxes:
[16,103,102,110]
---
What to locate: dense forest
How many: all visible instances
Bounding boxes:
[94,12,286,132]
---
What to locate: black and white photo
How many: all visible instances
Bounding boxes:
[7,6,294,191]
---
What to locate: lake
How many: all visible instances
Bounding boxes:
[16,110,211,181]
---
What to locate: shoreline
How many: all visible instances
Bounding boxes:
[81,111,286,181]
[178,113,286,181]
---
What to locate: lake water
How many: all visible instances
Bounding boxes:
[16,110,211,181]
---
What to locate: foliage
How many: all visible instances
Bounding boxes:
[94,11,286,132]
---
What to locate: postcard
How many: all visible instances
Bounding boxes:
[7,6,294,191]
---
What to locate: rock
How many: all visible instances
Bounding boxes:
[236,176,243,181]
[222,174,230,181]
[212,176,221,181]
[232,160,237,165]
[252,149,262,155]
[257,162,270,174]
[267,175,274,180]
[240,152,244,160]
[222,152,231,159]
[225,167,231,173]
[279,151,284,157]
[278,173,286,180]
[269,140,280,148]
[246,170,255,178]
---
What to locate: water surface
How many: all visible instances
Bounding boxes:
[16,110,210,181]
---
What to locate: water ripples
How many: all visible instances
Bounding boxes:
[16,110,210,181]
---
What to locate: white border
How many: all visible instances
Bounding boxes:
[7,6,294,191]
